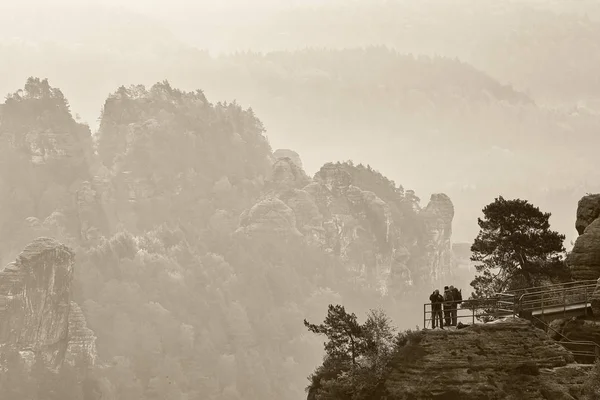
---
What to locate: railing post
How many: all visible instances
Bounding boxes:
[424,303,426,329]
[563,287,566,318]
[585,287,589,317]
[541,291,545,320]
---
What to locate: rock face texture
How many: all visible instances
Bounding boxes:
[575,194,600,235]
[0,237,97,371]
[65,301,98,366]
[549,317,600,345]
[592,278,600,316]
[385,319,591,400]
[237,197,303,239]
[238,155,456,294]
[420,193,455,283]
[273,148,304,170]
[567,194,600,281]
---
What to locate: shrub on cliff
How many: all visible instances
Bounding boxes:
[304,306,399,400]
[470,196,570,298]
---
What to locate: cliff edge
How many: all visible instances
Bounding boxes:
[385,319,593,400]
[238,155,457,295]
[0,237,97,371]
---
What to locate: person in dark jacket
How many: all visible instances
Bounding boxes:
[450,285,462,326]
[449,285,462,326]
[429,289,444,329]
[443,286,453,327]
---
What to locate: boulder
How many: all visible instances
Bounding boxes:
[575,194,600,235]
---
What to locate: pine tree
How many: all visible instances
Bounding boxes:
[470,196,569,298]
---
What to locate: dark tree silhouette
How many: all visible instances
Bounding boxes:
[470,196,569,298]
[304,304,366,366]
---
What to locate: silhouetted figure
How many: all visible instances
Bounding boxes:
[429,289,444,329]
[443,285,453,327]
[449,285,462,326]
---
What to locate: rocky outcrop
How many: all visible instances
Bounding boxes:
[575,194,600,235]
[567,194,600,281]
[267,156,311,192]
[236,197,303,239]
[65,301,98,366]
[548,317,600,345]
[385,319,591,399]
[0,238,97,371]
[238,155,456,295]
[592,278,600,316]
[420,193,455,283]
[273,148,304,170]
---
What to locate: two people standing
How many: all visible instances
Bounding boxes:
[429,285,462,328]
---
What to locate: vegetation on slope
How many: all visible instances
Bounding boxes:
[220,0,600,104]
[3,30,600,244]
[0,78,449,399]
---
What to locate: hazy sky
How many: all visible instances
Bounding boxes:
[1,0,595,246]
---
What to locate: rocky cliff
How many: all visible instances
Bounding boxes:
[385,319,593,400]
[0,237,97,372]
[237,153,456,295]
[420,193,455,283]
[567,194,600,281]
[548,193,600,375]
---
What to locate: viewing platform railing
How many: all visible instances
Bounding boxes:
[530,314,600,363]
[422,298,507,329]
[517,280,597,319]
[423,280,600,363]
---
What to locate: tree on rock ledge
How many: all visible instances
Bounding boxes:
[304,305,397,400]
[470,196,569,298]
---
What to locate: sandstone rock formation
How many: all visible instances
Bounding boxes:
[592,277,600,316]
[550,194,600,373]
[236,197,303,239]
[0,237,97,371]
[549,317,600,346]
[238,156,456,295]
[567,194,600,280]
[65,301,98,366]
[385,319,591,399]
[420,193,455,283]
[575,194,600,235]
[267,156,311,192]
[273,148,304,170]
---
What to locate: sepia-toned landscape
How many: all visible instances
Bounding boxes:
[1,1,600,399]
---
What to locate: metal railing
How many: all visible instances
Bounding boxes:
[505,280,598,299]
[518,281,597,319]
[423,280,598,329]
[530,314,600,364]
[423,298,511,329]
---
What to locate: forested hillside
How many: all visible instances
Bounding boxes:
[0,78,466,399]
[211,0,600,105]
[2,2,599,398]
[3,39,599,243]
[3,1,600,246]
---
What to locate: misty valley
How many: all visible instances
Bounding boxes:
[1,1,600,399]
